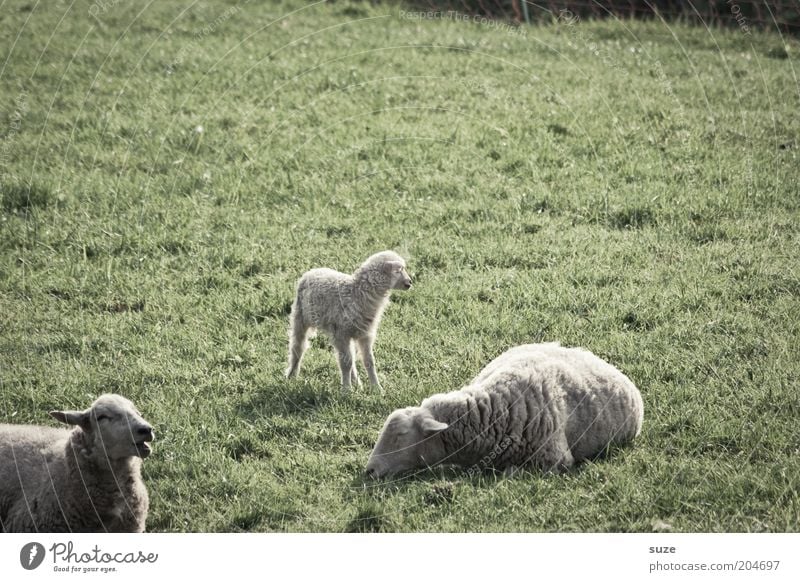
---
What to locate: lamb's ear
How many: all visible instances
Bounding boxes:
[418,414,448,436]
[49,410,90,430]
[382,260,403,274]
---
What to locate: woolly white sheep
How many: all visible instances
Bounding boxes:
[0,394,154,532]
[285,250,412,392]
[365,343,643,478]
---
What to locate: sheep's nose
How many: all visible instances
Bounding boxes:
[364,467,376,479]
[137,426,155,441]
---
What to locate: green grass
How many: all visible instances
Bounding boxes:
[1,0,799,532]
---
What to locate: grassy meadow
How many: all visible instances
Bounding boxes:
[1,0,799,532]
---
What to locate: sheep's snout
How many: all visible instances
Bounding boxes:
[134,424,155,458]
[364,465,387,480]
[136,425,155,442]
[364,459,388,479]
[396,273,412,290]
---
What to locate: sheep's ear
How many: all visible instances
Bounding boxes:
[382,261,403,274]
[49,410,90,430]
[418,415,448,436]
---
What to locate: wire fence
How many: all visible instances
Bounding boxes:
[409,1,800,34]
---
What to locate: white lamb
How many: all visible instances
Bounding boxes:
[0,394,154,532]
[365,343,643,478]
[285,250,412,392]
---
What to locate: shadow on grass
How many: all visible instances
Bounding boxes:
[344,501,393,533]
[349,443,632,498]
[237,368,397,422]
[1,181,53,213]
[237,379,337,419]
[227,504,302,532]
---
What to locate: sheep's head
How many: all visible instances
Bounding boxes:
[359,251,413,291]
[50,394,155,460]
[364,406,447,479]
[384,259,412,291]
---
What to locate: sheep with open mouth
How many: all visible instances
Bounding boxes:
[0,394,154,532]
[365,343,643,479]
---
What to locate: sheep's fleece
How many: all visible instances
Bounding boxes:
[0,394,154,532]
[285,250,412,391]
[365,343,643,478]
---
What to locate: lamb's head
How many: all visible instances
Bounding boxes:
[365,406,448,479]
[357,251,412,291]
[50,394,155,460]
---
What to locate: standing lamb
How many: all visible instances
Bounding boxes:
[365,343,643,478]
[0,394,154,532]
[285,250,412,393]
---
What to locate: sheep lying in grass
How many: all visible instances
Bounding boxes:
[0,394,154,532]
[285,250,412,393]
[365,343,643,478]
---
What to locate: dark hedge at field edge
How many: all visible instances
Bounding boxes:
[403,0,800,34]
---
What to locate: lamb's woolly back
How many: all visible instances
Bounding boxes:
[0,394,154,533]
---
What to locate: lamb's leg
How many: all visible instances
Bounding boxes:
[285,307,310,378]
[350,342,360,387]
[333,336,354,393]
[357,336,382,392]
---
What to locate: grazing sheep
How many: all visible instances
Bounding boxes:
[365,343,643,478]
[285,250,412,392]
[0,394,154,533]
